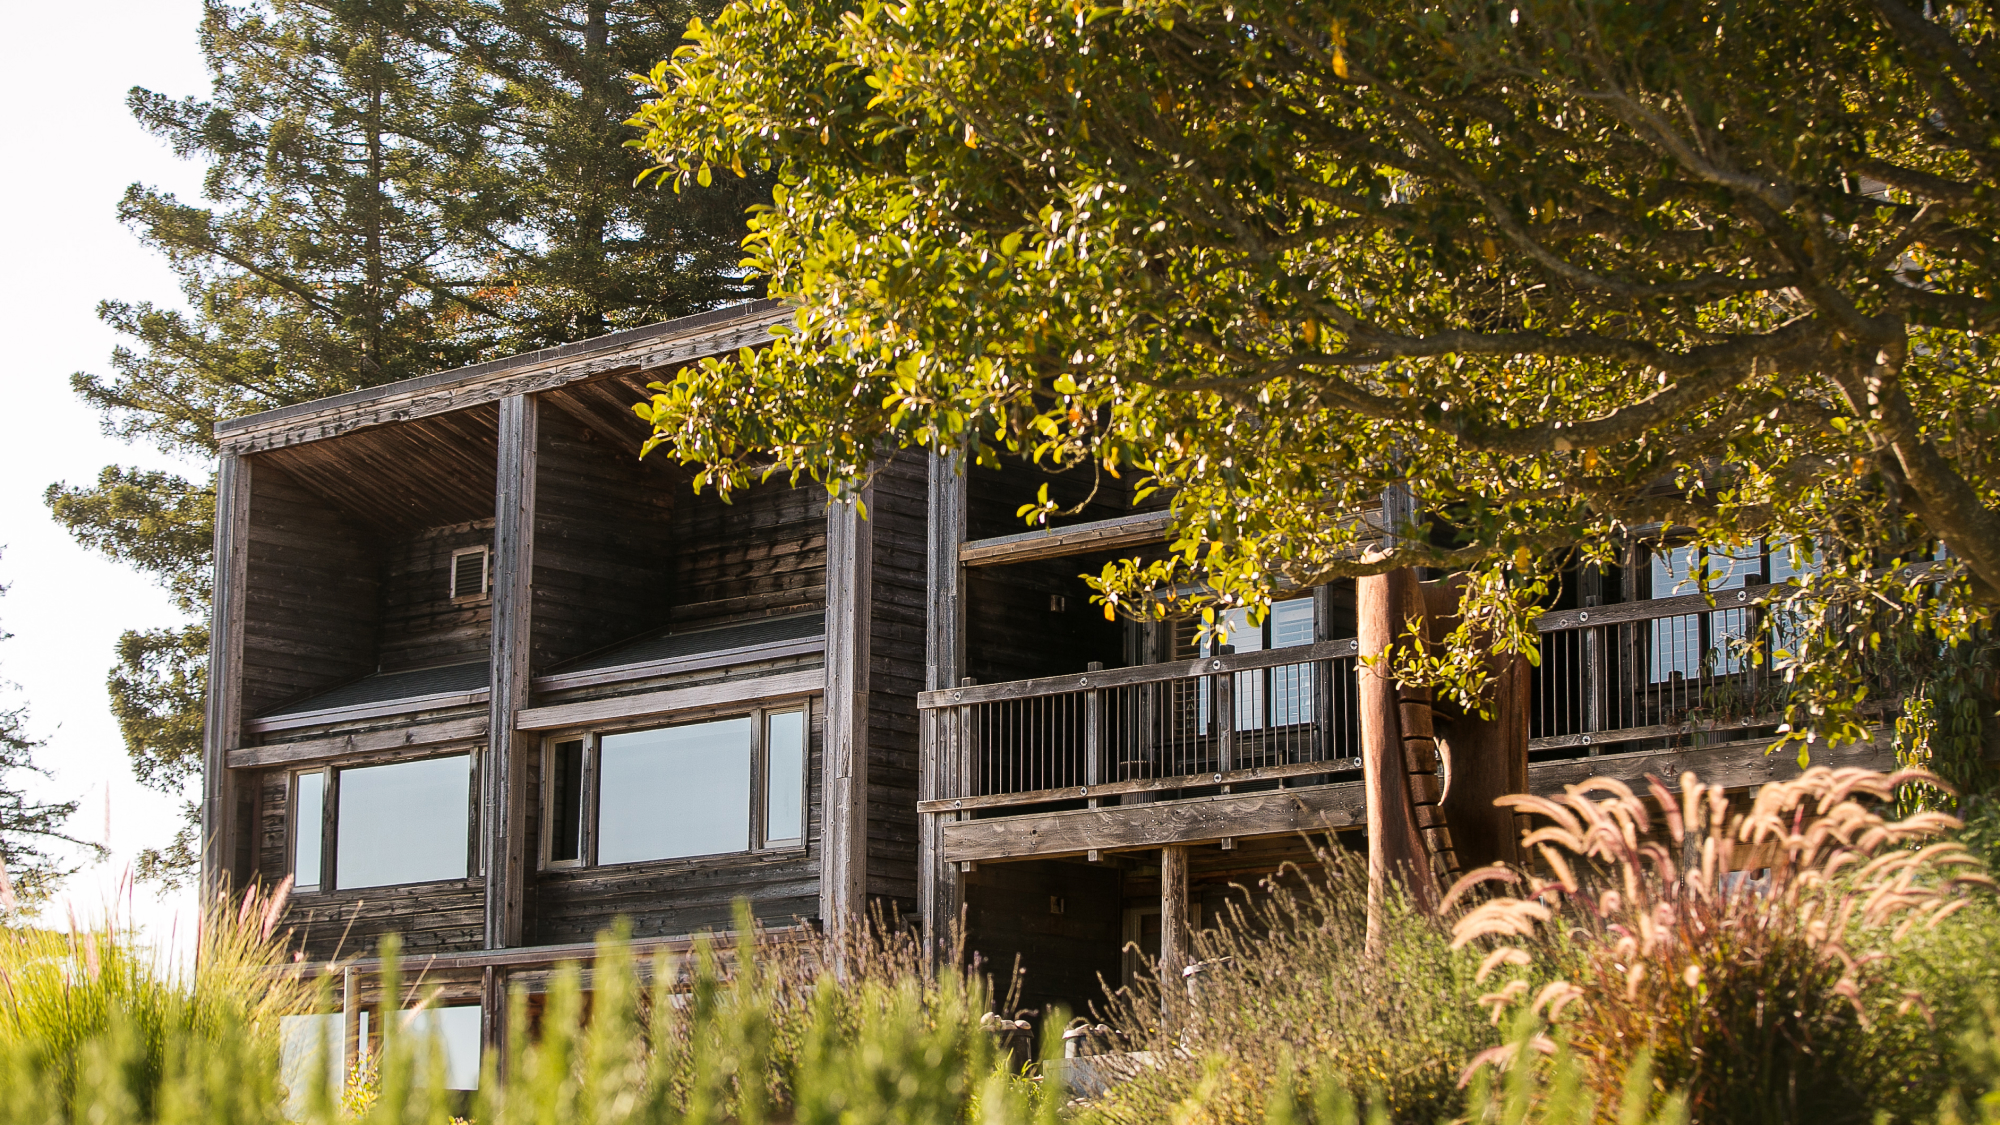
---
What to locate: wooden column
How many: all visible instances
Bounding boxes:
[484,394,536,958]
[822,484,875,942]
[918,453,966,956]
[201,451,252,903]
[1159,844,1191,1004]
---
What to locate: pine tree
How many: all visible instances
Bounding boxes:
[51,0,761,882]
[0,575,105,910]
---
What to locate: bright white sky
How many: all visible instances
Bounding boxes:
[0,0,213,957]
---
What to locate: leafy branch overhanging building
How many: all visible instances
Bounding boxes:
[200,299,1895,1065]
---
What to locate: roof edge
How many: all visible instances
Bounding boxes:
[214,298,790,438]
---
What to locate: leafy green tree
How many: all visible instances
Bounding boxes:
[54,0,762,882]
[629,0,2000,749]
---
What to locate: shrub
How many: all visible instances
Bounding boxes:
[1085,847,1494,1125]
[1454,767,1993,1124]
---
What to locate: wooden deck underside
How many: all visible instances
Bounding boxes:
[938,730,1896,863]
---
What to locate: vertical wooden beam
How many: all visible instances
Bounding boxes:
[1580,563,1604,754]
[485,394,536,957]
[1159,844,1191,1004]
[202,451,252,903]
[823,483,875,942]
[341,966,358,1076]
[918,454,966,956]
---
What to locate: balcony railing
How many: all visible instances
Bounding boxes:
[918,587,1812,815]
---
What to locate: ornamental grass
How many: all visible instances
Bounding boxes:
[1452,766,1995,1124]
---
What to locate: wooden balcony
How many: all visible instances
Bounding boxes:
[917,586,1898,865]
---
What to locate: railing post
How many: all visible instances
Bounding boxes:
[1215,665,1235,778]
[1581,564,1604,758]
[1084,662,1102,810]
[957,678,976,873]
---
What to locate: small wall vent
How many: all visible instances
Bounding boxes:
[450,546,490,601]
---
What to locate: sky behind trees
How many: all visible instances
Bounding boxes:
[0,0,209,951]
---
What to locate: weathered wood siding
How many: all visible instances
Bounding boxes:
[241,462,379,718]
[964,859,1123,1019]
[865,454,926,916]
[376,521,495,673]
[964,557,1126,685]
[670,479,828,628]
[530,407,680,671]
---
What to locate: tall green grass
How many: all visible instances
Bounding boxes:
[7,774,2000,1124]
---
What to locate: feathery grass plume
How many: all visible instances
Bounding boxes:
[1088,846,1491,1125]
[1452,766,1994,1123]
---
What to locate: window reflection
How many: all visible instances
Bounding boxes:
[335,755,470,889]
[765,711,805,846]
[598,717,753,864]
[292,771,324,889]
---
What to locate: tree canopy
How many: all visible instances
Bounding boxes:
[629,0,2000,751]
[52,0,764,882]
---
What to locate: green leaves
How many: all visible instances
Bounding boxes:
[629,0,2000,744]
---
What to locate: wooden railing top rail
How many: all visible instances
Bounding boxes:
[918,589,1794,711]
[915,639,1361,709]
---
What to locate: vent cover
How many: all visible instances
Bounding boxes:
[450,547,490,600]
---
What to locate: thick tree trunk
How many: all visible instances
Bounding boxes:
[1422,580,1531,872]
[1358,568,1451,951]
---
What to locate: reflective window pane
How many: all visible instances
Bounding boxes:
[279,1013,344,1117]
[548,740,584,863]
[1270,598,1314,648]
[1269,597,1316,727]
[402,1006,482,1090]
[598,718,752,864]
[293,771,325,889]
[765,712,805,845]
[335,755,470,889]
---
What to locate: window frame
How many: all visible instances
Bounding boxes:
[538,699,812,871]
[289,767,331,893]
[289,751,479,895]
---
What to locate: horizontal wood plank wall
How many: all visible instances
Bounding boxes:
[866,454,926,917]
[963,859,1122,1019]
[241,462,379,718]
[670,478,828,628]
[964,558,1126,686]
[530,405,679,670]
[964,459,1146,542]
[529,701,826,943]
[377,520,495,673]
[286,879,489,958]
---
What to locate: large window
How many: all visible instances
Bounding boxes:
[291,754,473,891]
[542,706,809,869]
[1196,597,1317,730]
[1645,539,1823,683]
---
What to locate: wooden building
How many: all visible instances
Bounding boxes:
[203,299,1895,1064]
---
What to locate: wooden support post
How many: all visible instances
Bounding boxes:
[480,964,504,1074]
[201,451,252,902]
[342,965,359,1079]
[484,394,536,960]
[1581,564,1604,756]
[919,454,967,957]
[1159,844,1191,1006]
[823,483,875,943]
